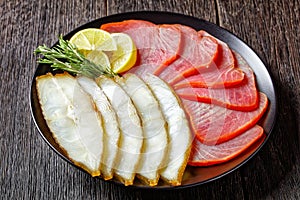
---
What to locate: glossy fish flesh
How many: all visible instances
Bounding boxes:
[117,74,168,186]
[77,76,120,180]
[96,76,143,186]
[36,73,104,176]
[143,74,192,186]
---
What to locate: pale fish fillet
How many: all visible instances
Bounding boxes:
[117,74,168,186]
[77,76,120,180]
[143,73,192,186]
[96,76,143,186]
[36,73,104,176]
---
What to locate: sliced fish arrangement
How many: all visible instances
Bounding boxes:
[143,74,192,186]
[77,76,120,180]
[101,19,269,168]
[35,19,270,187]
[116,74,168,186]
[96,75,143,186]
[36,72,191,186]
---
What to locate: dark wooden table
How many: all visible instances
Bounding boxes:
[1,0,299,199]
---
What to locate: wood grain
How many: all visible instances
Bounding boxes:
[107,0,217,23]
[216,0,300,199]
[1,0,299,199]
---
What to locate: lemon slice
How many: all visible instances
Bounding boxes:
[108,33,137,73]
[70,28,117,53]
[85,50,111,70]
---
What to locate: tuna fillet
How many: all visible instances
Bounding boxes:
[173,31,245,88]
[157,25,219,83]
[188,125,265,166]
[176,52,259,111]
[182,92,268,145]
[101,20,182,77]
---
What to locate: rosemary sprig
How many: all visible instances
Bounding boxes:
[34,36,118,78]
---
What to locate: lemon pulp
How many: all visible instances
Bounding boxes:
[70,28,117,53]
[70,29,137,74]
[108,33,137,73]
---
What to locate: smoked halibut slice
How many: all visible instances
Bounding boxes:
[143,74,192,186]
[77,76,120,180]
[182,92,268,145]
[36,73,104,177]
[117,74,168,186]
[176,52,258,111]
[188,125,265,166]
[96,76,143,186]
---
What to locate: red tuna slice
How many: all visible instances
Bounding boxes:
[159,29,245,88]
[181,92,268,145]
[173,46,244,89]
[101,20,182,77]
[176,52,258,111]
[173,66,245,89]
[188,125,265,166]
[157,24,219,83]
[100,19,156,31]
[127,24,182,77]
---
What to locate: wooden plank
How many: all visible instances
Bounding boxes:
[1,0,299,199]
[0,0,108,199]
[107,0,217,23]
[216,0,300,198]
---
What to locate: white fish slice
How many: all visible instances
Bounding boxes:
[117,74,168,186]
[96,76,143,186]
[143,74,192,186]
[77,76,120,180]
[36,73,104,176]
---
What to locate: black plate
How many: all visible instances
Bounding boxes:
[30,11,277,189]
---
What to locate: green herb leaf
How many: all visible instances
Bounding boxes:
[34,35,118,78]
